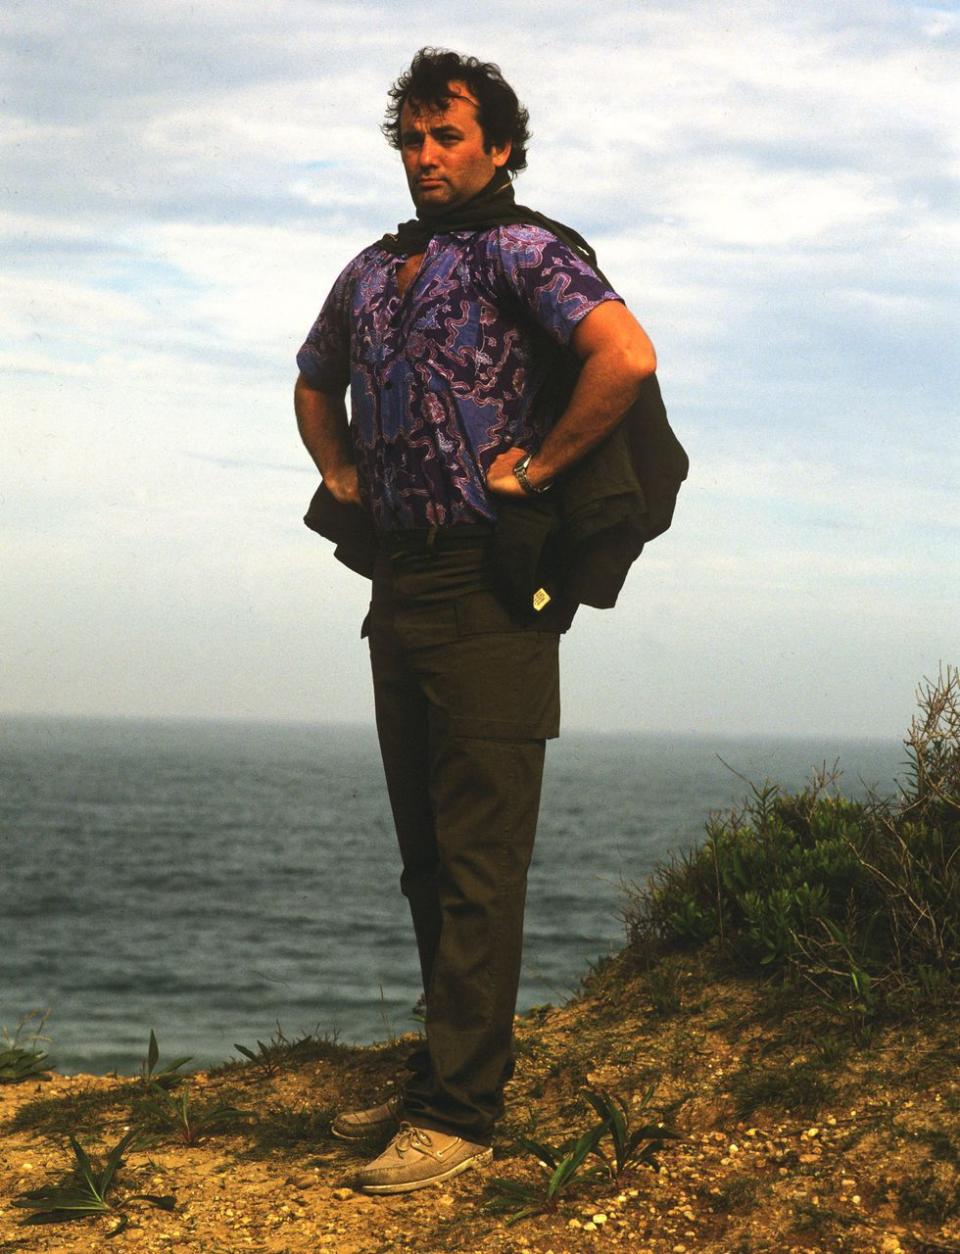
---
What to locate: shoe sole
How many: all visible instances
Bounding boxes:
[330,1121,398,1143]
[358,1147,493,1195]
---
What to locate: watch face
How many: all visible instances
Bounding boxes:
[513,455,534,494]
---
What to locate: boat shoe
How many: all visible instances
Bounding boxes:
[355,1121,493,1194]
[331,1094,403,1142]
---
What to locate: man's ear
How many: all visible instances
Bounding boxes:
[491,140,512,169]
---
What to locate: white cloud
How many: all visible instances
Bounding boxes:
[665,165,895,247]
[2,0,958,734]
[3,274,152,338]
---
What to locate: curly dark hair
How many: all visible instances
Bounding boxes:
[382,48,530,174]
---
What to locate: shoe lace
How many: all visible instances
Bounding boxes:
[392,1121,435,1157]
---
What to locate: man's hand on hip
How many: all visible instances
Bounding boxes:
[324,465,362,507]
[486,447,551,497]
[294,373,363,505]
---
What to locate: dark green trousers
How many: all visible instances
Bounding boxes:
[366,532,560,1145]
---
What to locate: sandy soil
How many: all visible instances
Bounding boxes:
[2,951,958,1254]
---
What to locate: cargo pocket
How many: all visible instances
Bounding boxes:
[442,622,561,742]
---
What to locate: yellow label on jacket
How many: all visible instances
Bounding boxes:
[532,587,551,612]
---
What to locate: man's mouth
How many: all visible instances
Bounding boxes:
[417,178,445,189]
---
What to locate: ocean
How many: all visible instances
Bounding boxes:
[1,717,905,1075]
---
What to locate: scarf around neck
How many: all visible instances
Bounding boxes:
[377,168,603,276]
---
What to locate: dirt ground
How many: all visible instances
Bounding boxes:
[2,951,958,1254]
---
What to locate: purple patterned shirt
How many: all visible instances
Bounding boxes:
[297,225,621,529]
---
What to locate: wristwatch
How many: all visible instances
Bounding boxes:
[513,452,552,495]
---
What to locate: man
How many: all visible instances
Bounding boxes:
[295,48,656,1195]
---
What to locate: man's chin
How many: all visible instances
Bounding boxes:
[416,190,453,210]
[413,188,453,214]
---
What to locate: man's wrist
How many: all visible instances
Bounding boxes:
[513,452,553,495]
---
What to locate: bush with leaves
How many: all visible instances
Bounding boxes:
[624,666,960,1024]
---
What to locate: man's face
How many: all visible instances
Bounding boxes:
[400,81,511,214]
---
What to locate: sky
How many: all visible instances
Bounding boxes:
[2,0,957,737]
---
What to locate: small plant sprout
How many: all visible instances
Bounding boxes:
[12,1129,174,1235]
[140,1083,250,1146]
[139,1029,192,1089]
[0,1010,55,1084]
[232,1038,282,1076]
[487,1086,681,1222]
[487,1123,608,1223]
[581,1086,680,1177]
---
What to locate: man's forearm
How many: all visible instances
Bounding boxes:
[527,344,651,487]
[484,300,656,497]
[294,373,360,504]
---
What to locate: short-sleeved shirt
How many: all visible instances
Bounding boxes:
[297,225,621,530]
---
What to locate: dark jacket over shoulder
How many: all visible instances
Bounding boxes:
[303,371,688,625]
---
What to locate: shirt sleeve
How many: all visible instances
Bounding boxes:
[295,257,357,393]
[492,225,622,346]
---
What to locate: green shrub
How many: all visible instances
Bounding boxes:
[624,666,960,1021]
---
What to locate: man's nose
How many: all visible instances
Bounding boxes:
[418,138,440,168]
